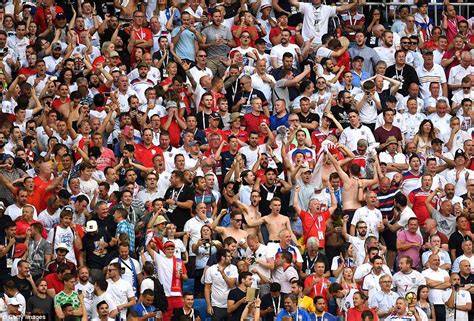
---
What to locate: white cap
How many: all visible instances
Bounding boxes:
[56,243,70,252]
[86,220,98,233]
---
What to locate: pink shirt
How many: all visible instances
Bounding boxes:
[398,230,423,268]
[96,147,117,171]
[446,15,466,43]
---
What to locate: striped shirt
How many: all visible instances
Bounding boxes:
[375,186,400,220]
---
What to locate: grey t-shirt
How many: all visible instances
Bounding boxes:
[201,24,233,59]
[431,209,456,238]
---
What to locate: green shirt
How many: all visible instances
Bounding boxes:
[54,291,81,310]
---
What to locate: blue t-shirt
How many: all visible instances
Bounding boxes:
[276,309,311,321]
[270,114,289,131]
[130,303,157,321]
[171,27,196,62]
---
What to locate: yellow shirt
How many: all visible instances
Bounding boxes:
[298,295,316,313]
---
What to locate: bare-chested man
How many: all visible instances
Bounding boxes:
[327,152,378,229]
[234,192,262,239]
[248,197,299,251]
[212,210,248,249]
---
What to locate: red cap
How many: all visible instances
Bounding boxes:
[163,241,175,249]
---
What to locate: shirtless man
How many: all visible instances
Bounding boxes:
[212,210,249,248]
[327,152,378,228]
[247,197,299,251]
[234,192,262,239]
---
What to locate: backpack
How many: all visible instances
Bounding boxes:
[148,276,168,312]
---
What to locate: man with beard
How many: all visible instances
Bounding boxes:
[385,50,420,96]
[271,53,301,101]
[331,90,354,128]
[163,170,194,232]
[130,62,156,105]
[235,191,262,238]
[75,266,95,317]
[238,131,260,169]
[26,278,54,320]
[341,215,369,266]
[408,174,434,227]
[320,58,345,86]
[270,29,301,69]
[348,31,380,77]
[374,30,396,67]
[254,168,291,216]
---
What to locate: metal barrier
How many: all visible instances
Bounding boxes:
[359,2,473,26]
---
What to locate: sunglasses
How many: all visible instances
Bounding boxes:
[233,219,243,222]
[401,42,410,45]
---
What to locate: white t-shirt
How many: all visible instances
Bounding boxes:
[354,263,392,281]
[91,292,117,320]
[362,271,388,297]
[204,264,239,308]
[354,92,380,124]
[374,46,396,66]
[152,251,186,297]
[442,288,471,321]
[109,256,142,291]
[298,3,337,44]
[347,236,366,266]
[106,278,135,320]
[392,269,426,297]
[245,244,273,280]
[378,152,407,180]
[47,225,77,264]
[183,216,213,257]
[421,268,449,304]
[270,43,300,69]
[5,204,38,221]
[351,207,383,239]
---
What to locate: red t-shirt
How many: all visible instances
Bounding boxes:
[231,26,259,47]
[18,67,36,77]
[408,188,434,225]
[299,210,331,246]
[160,116,182,148]
[44,273,64,294]
[51,98,70,111]
[34,6,65,33]
[31,176,53,212]
[346,307,378,321]
[134,143,163,168]
[204,128,225,141]
[16,220,48,239]
[303,275,330,306]
[243,113,269,134]
[269,26,298,44]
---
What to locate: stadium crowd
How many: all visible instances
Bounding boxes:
[0,0,473,320]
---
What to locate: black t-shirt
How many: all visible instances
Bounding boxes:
[82,230,112,269]
[301,252,330,274]
[26,295,55,321]
[330,104,351,128]
[258,181,287,217]
[233,88,268,112]
[223,2,241,19]
[164,184,194,231]
[385,64,420,96]
[448,231,472,258]
[297,111,320,127]
[12,275,33,301]
[92,214,117,238]
[172,307,201,321]
[227,287,246,321]
[260,293,284,321]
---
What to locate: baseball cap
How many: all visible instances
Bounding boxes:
[421,48,433,55]
[189,141,201,147]
[14,243,27,258]
[166,101,178,109]
[86,220,98,233]
[210,112,221,119]
[109,51,120,58]
[455,149,466,159]
[56,243,70,252]
[352,55,364,62]
[163,241,175,249]
[260,3,271,11]
[136,62,148,69]
[52,42,62,50]
[56,12,66,19]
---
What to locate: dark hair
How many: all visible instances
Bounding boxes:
[238,272,252,284]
